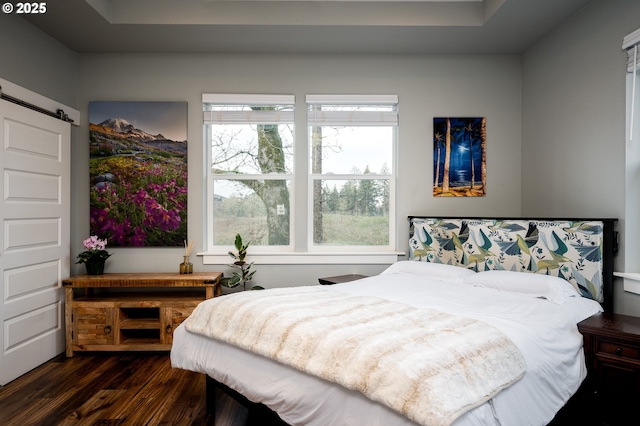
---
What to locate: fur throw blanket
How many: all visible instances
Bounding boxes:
[184,286,526,426]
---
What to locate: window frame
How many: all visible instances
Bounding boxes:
[201,93,401,265]
[306,94,398,253]
[203,94,295,253]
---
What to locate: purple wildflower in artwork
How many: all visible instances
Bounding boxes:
[88,101,188,247]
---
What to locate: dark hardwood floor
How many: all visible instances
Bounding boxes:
[0,352,613,426]
[0,353,248,426]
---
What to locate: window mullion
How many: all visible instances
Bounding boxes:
[310,174,392,180]
[212,173,292,180]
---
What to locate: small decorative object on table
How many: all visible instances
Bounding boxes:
[76,235,112,275]
[180,240,193,274]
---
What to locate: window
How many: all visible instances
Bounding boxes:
[622,29,640,294]
[203,94,295,250]
[203,93,398,262]
[307,95,398,251]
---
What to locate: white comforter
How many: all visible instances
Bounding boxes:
[183,287,526,426]
[171,272,603,426]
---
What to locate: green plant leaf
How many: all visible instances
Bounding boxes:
[222,233,257,291]
[220,274,242,288]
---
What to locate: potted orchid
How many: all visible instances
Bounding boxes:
[76,235,112,275]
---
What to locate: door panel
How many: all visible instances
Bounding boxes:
[0,99,70,385]
[5,169,61,201]
[4,261,61,300]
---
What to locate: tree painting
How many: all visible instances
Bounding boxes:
[88,101,188,247]
[433,117,486,197]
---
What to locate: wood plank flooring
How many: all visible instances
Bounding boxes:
[0,353,248,426]
[0,352,606,426]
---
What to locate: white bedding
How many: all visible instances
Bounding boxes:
[171,272,603,426]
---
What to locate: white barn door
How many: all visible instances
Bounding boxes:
[0,98,70,385]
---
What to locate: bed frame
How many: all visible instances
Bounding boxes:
[205,216,619,424]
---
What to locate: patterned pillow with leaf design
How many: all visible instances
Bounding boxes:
[409,218,604,302]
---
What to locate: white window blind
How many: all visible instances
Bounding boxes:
[306,94,398,126]
[202,93,295,124]
[306,94,398,105]
[624,29,640,141]
[624,28,640,72]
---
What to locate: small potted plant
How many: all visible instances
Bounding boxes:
[221,234,262,291]
[76,235,112,275]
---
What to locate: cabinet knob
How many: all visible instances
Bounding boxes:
[166,324,173,335]
[615,347,623,355]
[104,325,112,334]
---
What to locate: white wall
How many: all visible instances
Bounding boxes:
[75,53,522,287]
[522,0,640,315]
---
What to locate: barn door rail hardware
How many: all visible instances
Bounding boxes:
[0,85,74,123]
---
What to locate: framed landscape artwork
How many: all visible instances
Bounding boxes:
[88,101,188,247]
[433,117,486,197]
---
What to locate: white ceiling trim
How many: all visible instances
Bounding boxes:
[22,0,592,55]
[85,0,498,27]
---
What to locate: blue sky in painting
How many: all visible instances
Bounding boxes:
[89,101,187,141]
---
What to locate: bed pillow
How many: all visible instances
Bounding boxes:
[381,261,476,281]
[460,270,579,304]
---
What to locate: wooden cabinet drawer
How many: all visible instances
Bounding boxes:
[596,339,640,360]
[74,307,115,345]
[162,306,196,345]
[170,306,195,326]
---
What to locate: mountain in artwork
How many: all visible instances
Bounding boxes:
[89,117,187,156]
[96,118,166,140]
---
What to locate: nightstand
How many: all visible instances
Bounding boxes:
[318,274,368,285]
[578,312,640,425]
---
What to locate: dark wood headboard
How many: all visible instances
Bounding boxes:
[408,216,618,312]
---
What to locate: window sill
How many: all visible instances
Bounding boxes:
[199,251,404,265]
[614,272,640,295]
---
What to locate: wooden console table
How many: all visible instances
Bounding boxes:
[63,272,222,357]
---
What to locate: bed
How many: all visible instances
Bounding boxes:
[171,216,618,426]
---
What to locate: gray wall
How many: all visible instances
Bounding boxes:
[521,0,640,315]
[75,53,522,287]
[0,14,78,107]
[3,2,638,312]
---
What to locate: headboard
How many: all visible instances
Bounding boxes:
[408,217,618,312]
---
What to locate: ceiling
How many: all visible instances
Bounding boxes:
[20,0,593,54]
